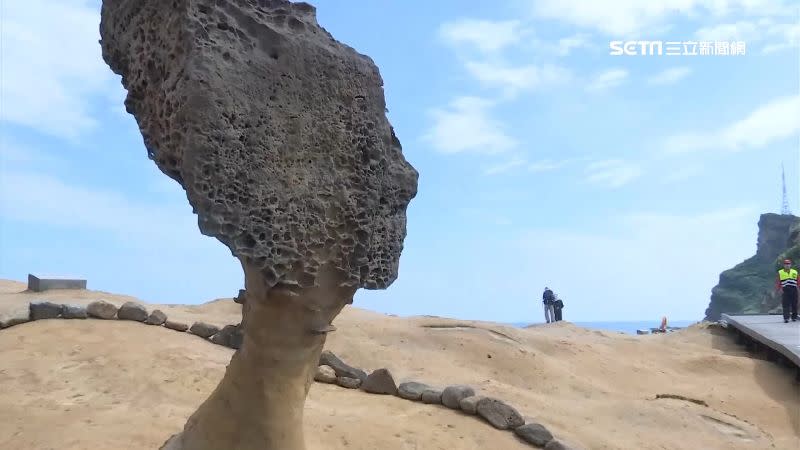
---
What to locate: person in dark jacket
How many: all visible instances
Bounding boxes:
[542,287,555,323]
[553,296,564,321]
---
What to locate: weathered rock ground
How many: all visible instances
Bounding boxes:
[3,299,576,449]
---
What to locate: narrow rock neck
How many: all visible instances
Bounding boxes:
[170,262,355,450]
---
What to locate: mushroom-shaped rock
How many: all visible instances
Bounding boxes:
[62,305,88,319]
[190,322,220,339]
[442,385,475,409]
[476,397,525,430]
[319,350,367,381]
[421,389,443,405]
[362,368,397,395]
[100,1,417,449]
[210,325,243,349]
[145,310,168,326]
[336,377,362,389]
[165,321,189,332]
[314,365,337,384]
[397,382,431,401]
[459,395,485,415]
[87,300,118,319]
[515,423,555,447]
[30,301,63,320]
[118,302,148,322]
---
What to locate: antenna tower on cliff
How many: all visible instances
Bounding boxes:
[781,163,792,215]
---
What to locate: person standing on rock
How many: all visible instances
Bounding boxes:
[553,296,564,322]
[542,287,555,323]
[776,259,799,323]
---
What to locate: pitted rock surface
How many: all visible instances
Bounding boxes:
[476,397,525,430]
[100,0,418,291]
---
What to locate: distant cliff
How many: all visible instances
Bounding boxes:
[705,213,800,321]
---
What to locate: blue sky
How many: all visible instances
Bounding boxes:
[1,0,798,322]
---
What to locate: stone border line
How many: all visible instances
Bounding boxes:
[0,300,581,450]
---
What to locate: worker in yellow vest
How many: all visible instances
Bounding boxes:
[775,259,799,323]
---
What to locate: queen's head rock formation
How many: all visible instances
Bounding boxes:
[99,0,417,448]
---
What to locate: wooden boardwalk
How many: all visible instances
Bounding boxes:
[721,314,800,368]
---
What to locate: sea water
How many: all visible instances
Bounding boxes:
[510,320,698,335]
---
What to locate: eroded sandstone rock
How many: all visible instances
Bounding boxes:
[397,381,430,401]
[361,368,397,395]
[515,422,554,447]
[100,0,417,292]
[0,307,30,328]
[336,376,362,389]
[421,389,443,405]
[459,395,484,415]
[476,397,525,430]
[29,302,62,320]
[209,324,243,349]
[189,322,220,339]
[314,365,337,384]
[62,305,88,319]
[100,1,416,449]
[118,302,148,322]
[441,384,475,409]
[87,300,118,319]
[145,310,168,326]
[319,350,367,381]
[164,320,189,332]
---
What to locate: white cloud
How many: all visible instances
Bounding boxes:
[423,97,517,155]
[529,0,792,35]
[586,68,629,93]
[647,67,692,85]
[663,94,800,153]
[584,159,643,188]
[695,21,760,41]
[438,19,528,53]
[484,157,528,175]
[554,33,592,56]
[464,61,571,96]
[514,206,757,320]
[696,19,799,54]
[0,0,119,139]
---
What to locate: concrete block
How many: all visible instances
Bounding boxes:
[27,274,87,292]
